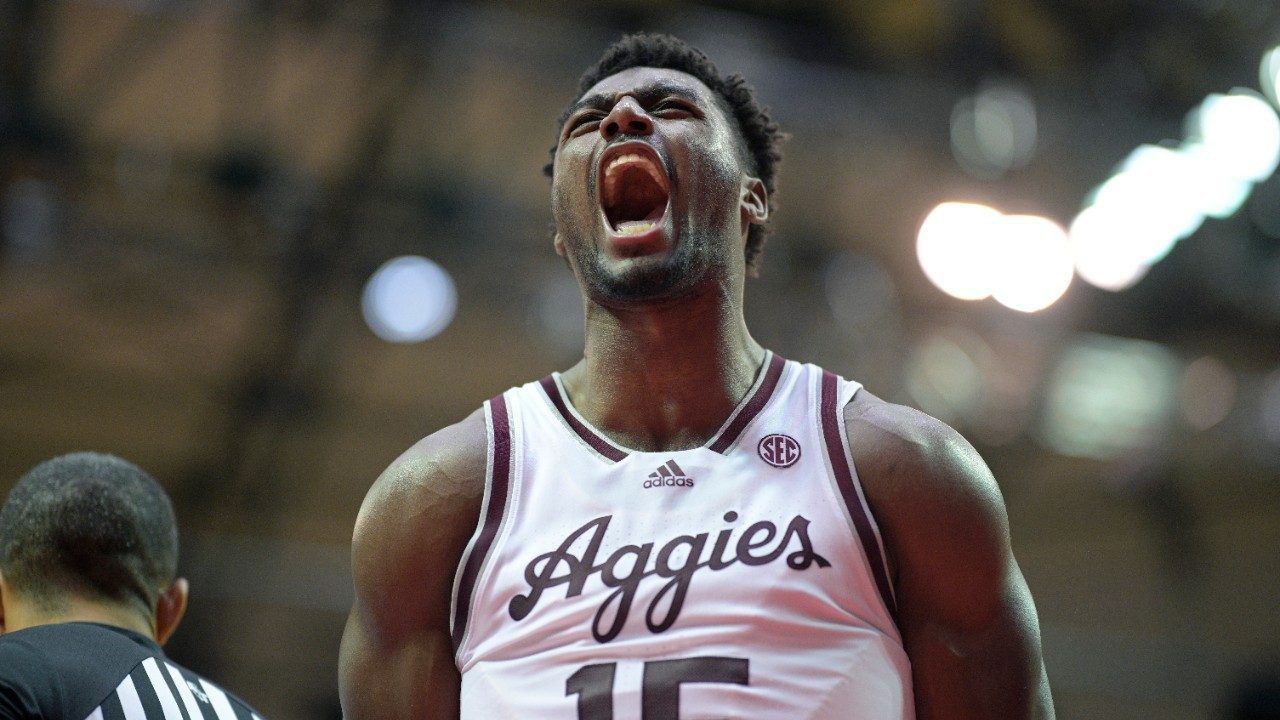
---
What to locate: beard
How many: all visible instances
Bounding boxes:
[565,219,719,307]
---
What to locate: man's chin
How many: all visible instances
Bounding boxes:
[583,252,693,305]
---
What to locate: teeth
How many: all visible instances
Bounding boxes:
[604,153,666,188]
[615,220,655,236]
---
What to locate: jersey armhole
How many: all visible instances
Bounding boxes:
[449,391,517,662]
[817,370,899,622]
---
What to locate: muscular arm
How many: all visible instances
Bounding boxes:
[847,394,1054,720]
[339,410,488,720]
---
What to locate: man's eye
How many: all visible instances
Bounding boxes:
[570,114,604,132]
[655,100,693,114]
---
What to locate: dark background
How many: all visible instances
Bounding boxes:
[2,1,1279,718]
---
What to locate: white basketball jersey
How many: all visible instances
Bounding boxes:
[451,352,914,719]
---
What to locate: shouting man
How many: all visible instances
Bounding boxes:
[340,33,1054,719]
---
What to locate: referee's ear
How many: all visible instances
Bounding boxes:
[155,577,189,646]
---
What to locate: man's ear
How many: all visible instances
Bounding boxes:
[740,177,768,230]
[553,232,566,258]
[155,577,189,646]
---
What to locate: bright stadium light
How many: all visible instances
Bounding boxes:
[918,202,1073,312]
[916,201,1003,300]
[989,214,1073,312]
[1066,146,1196,293]
[1175,140,1257,219]
[1068,204,1152,292]
[1186,90,1280,184]
[1086,173,1181,271]
[1069,83,1280,293]
[1109,145,1205,247]
[362,255,458,343]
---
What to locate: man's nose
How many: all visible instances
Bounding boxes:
[601,97,653,141]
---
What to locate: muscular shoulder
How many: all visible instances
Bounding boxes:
[843,391,1012,604]
[843,391,1003,512]
[843,393,1055,717]
[354,408,488,537]
[350,407,489,637]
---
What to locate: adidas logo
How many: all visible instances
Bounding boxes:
[643,459,694,488]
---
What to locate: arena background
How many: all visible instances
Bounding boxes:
[2,1,1280,718]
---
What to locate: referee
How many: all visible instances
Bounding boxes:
[0,453,265,720]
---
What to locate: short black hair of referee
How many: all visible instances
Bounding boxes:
[0,452,188,644]
[545,32,785,274]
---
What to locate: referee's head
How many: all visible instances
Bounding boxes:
[0,452,188,643]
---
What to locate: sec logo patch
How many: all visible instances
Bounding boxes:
[758,433,801,468]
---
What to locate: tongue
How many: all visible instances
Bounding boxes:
[605,163,667,231]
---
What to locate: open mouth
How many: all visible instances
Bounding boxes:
[600,145,670,237]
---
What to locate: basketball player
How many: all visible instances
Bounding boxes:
[340,34,1054,719]
[0,453,265,720]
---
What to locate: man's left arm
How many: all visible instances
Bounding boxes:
[847,396,1054,720]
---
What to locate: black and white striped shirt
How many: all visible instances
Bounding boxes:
[0,622,264,720]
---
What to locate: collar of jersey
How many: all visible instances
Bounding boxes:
[540,350,787,462]
[66,621,163,654]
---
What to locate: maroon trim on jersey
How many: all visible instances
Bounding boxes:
[539,376,629,462]
[708,352,786,454]
[452,393,513,651]
[820,370,898,619]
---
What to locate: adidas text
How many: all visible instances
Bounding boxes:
[643,477,694,488]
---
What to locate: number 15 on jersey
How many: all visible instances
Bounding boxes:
[567,656,749,719]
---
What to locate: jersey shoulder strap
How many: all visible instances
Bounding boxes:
[814,367,897,618]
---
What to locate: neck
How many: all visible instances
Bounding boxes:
[4,595,155,640]
[562,281,765,452]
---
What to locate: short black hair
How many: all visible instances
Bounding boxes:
[0,452,178,615]
[547,33,785,272]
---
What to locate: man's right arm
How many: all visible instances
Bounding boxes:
[338,409,488,720]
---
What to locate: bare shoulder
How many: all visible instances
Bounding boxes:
[350,407,489,636]
[843,389,1004,518]
[355,407,489,536]
[843,393,1054,718]
[842,389,1012,596]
